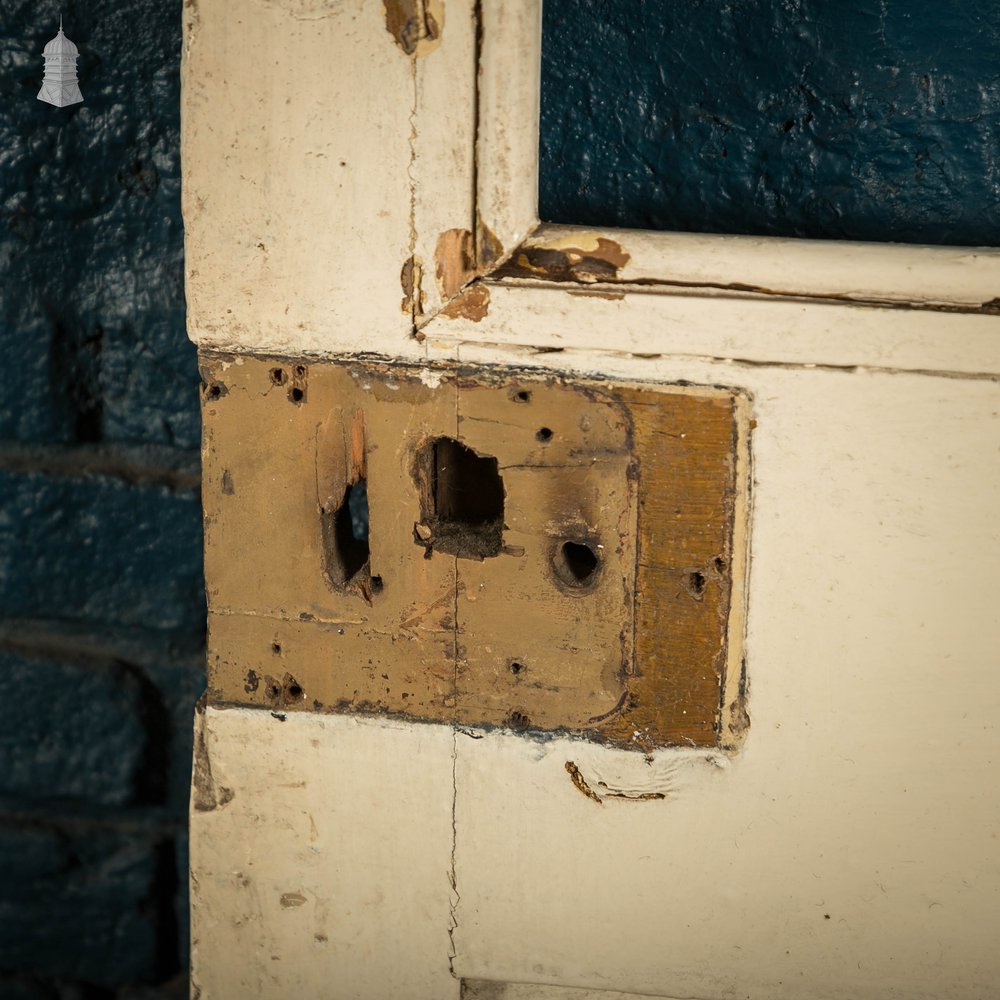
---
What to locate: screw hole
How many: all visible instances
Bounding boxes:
[509,660,524,675]
[536,427,553,443]
[688,571,707,598]
[286,683,303,699]
[269,368,287,385]
[289,386,304,403]
[552,540,600,588]
[512,389,532,403]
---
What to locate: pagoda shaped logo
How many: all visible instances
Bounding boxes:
[37,17,84,108]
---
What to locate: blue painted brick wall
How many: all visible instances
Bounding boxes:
[541,0,1000,246]
[0,0,200,995]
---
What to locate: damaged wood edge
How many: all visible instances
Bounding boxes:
[719,393,754,754]
[192,696,234,812]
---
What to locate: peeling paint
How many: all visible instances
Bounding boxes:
[434,228,476,300]
[439,282,490,321]
[192,704,234,812]
[400,255,425,319]
[495,236,631,284]
[383,0,444,57]
[476,217,505,271]
[417,367,444,389]
[565,761,603,804]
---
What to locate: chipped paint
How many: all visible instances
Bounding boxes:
[439,282,490,321]
[495,236,632,284]
[382,0,444,57]
[192,702,234,812]
[476,216,505,271]
[434,228,476,300]
[400,255,425,319]
[565,761,603,804]
[417,367,444,388]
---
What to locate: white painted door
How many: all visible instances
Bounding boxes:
[183,3,1000,998]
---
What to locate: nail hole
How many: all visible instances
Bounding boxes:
[289,386,304,403]
[269,368,287,386]
[714,556,726,574]
[267,683,281,699]
[272,642,282,655]
[509,660,524,675]
[688,571,707,598]
[370,575,383,595]
[286,682,302,699]
[552,540,600,588]
[536,427,553,443]
[512,389,532,403]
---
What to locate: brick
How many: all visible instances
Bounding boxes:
[0,650,147,807]
[0,471,204,633]
[0,824,169,986]
[0,0,197,451]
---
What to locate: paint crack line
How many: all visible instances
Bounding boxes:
[447,726,460,977]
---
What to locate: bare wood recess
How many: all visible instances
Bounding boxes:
[200,354,748,749]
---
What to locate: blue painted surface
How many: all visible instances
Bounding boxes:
[0,0,199,993]
[541,0,1000,246]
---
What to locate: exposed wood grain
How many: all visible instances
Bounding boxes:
[602,389,740,748]
[201,353,744,748]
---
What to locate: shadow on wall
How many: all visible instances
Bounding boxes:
[0,0,202,995]
[541,0,1000,246]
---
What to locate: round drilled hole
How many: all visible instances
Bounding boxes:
[509,660,524,675]
[512,389,532,403]
[552,540,600,588]
[536,427,553,443]
[289,386,304,403]
[269,368,287,386]
[286,682,303,699]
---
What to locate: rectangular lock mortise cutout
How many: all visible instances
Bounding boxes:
[201,355,750,751]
